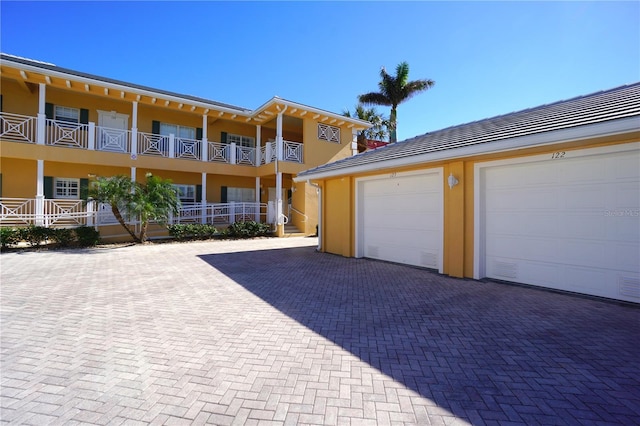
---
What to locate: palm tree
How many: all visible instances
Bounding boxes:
[359,61,434,143]
[88,173,180,243]
[343,104,390,152]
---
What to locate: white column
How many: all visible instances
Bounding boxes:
[276,172,283,225]
[169,134,175,158]
[255,125,261,166]
[230,142,237,164]
[37,83,46,145]
[86,200,95,227]
[351,128,359,156]
[201,114,208,162]
[131,167,136,183]
[276,112,284,161]
[255,177,261,221]
[35,160,45,226]
[88,122,96,150]
[201,172,207,224]
[131,101,138,159]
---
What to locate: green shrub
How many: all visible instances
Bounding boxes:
[20,225,51,247]
[226,221,271,238]
[49,228,75,248]
[75,226,100,247]
[167,223,219,241]
[0,228,21,250]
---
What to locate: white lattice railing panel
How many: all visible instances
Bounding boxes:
[138,132,169,157]
[283,140,303,163]
[0,198,36,226]
[176,137,201,161]
[208,142,230,163]
[318,123,340,143]
[0,112,37,144]
[236,146,256,165]
[43,199,87,227]
[46,119,89,148]
[97,127,131,153]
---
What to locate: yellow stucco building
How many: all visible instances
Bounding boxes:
[295,84,640,303]
[0,54,371,240]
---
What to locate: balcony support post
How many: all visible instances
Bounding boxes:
[256,125,261,166]
[201,114,208,162]
[37,83,46,145]
[255,177,261,222]
[35,159,45,226]
[131,101,138,159]
[169,134,175,158]
[230,142,237,164]
[351,128,358,156]
[88,122,95,150]
[201,172,207,224]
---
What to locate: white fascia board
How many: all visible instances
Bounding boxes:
[6,59,251,116]
[255,97,372,129]
[293,116,640,182]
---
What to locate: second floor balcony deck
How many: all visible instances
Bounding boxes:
[0,112,304,165]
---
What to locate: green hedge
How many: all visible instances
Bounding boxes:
[168,221,272,241]
[0,225,100,251]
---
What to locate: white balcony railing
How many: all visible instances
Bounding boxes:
[0,198,271,229]
[0,112,37,144]
[0,112,305,165]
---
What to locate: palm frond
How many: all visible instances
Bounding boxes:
[358,92,392,106]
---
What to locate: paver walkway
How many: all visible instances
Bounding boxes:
[1,237,639,425]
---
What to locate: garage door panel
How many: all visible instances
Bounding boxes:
[482,148,640,303]
[360,172,443,271]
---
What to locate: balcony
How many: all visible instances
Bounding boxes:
[0,112,304,165]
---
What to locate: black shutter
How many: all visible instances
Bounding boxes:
[152,120,160,134]
[0,174,2,198]
[196,127,203,141]
[0,95,3,112]
[221,132,227,144]
[80,109,89,125]
[44,176,54,199]
[221,186,227,203]
[196,185,202,202]
[80,178,89,200]
[45,103,54,120]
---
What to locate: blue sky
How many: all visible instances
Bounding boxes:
[2,1,638,141]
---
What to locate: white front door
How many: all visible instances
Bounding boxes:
[97,110,129,152]
[357,170,444,271]
[478,145,640,302]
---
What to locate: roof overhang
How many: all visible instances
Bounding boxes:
[1,54,372,130]
[294,116,640,182]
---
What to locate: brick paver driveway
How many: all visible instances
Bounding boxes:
[1,237,639,425]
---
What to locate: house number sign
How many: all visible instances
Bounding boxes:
[551,151,566,159]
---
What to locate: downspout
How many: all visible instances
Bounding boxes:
[308,180,321,252]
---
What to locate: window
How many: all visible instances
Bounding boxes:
[160,123,196,140]
[54,106,80,123]
[54,178,80,199]
[227,187,255,203]
[174,184,196,203]
[228,133,255,148]
[318,123,340,143]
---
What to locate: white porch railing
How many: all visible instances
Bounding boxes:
[0,112,37,144]
[97,126,131,153]
[46,119,89,149]
[1,112,305,165]
[0,198,271,229]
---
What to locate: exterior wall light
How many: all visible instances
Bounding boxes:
[448,173,459,189]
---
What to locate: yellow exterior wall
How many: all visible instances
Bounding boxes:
[317,134,639,278]
[323,177,352,256]
[1,79,38,115]
[0,158,37,197]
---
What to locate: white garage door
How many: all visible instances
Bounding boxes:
[358,171,443,271]
[480,147,640,303]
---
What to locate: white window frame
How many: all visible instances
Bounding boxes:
[54,106,80,123]
[227,187,256,203]
[160,123,196,140]
[174,184,196,203]
[318,123,340,143]
[228,133,255,148]
[54,177,80,199]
